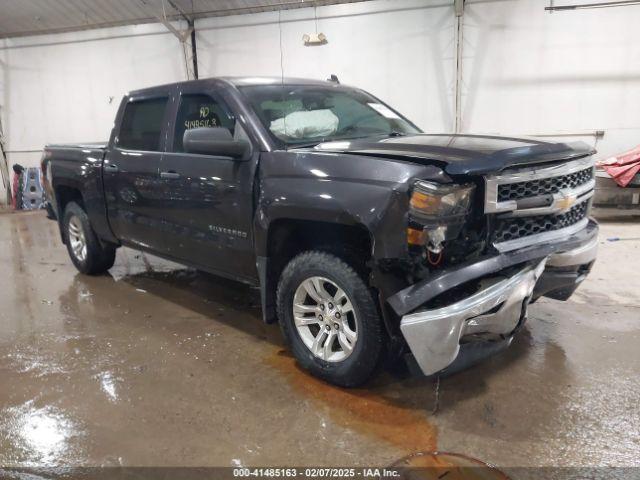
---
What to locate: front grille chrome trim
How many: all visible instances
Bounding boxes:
[485,156,595,215]
[493,217,589,253]
[505,184,594,217]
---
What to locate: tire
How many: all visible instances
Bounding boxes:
[62,202,116,275]
[277,251,383,387]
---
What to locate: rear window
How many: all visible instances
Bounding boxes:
[118,97,168,151]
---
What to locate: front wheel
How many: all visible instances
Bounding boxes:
[276,251,383,387]
[63,202,116,275]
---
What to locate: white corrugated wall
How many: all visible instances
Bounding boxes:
[2,0,640,203]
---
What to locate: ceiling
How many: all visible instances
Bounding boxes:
[0,0,366,39]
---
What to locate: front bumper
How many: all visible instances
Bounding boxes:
[393,219,598,376]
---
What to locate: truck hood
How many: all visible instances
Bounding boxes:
[311,134,594,176]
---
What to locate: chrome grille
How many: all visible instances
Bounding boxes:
[493,200,589,243]
[485,156,595,252]
[497,167,594,202]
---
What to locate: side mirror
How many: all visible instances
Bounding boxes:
[183,127,251,160]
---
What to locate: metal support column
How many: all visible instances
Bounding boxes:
[139,0,199,80]
[453,0,464,134]
[189,19,198,80]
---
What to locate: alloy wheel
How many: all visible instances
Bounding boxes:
[68,215,87,262]
[292,276,358,362]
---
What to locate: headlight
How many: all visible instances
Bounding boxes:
[410,181,475,221]
[408,181,475,254]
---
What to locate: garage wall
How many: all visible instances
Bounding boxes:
[0,22,188,202]
[2,0,640,204]
[196,0,640,160]
[461,0,640,159]
[195,0,457,135]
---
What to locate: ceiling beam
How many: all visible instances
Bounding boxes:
[137,0,191,42]
[0,0,369,39]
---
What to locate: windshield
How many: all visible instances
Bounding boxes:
[239,84,421,147]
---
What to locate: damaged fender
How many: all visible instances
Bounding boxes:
[253,150,450,322]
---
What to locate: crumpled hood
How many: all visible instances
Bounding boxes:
[311,134,594,176]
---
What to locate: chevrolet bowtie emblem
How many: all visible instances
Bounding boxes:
[556,193,577,210]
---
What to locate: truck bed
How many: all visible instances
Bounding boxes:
[43,141,111,242]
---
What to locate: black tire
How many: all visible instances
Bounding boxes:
[62,202,116,275]
[276,251,382,387]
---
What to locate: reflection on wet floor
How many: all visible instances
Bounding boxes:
[2,401,80,467]
[1,211,639,468]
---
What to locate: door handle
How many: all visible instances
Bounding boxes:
[104,163,118,172]
[160,171,181,179]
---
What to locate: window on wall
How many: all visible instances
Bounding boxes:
[118,97,168,151]
[173,94,235,152]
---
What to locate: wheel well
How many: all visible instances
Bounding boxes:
[55,185,84,213]
[261,219,374,323]
[54,186,83,243]
[268,219,373,275]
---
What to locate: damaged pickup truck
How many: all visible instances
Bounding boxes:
[42,77,598,387]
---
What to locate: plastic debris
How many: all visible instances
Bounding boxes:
[607,237,640,242]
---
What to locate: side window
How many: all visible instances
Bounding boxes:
[118,97,168,151]
[173,93,235,152]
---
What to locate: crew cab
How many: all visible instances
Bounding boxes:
[42,77,598,386]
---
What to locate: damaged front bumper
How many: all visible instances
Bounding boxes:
[400,261,546,375]
[390,219,598,376]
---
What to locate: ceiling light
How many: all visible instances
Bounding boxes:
[303,32,327,46]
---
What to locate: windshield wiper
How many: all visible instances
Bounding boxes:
[287,141,324,149]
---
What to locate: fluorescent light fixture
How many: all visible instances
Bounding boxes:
[546,0,640,10]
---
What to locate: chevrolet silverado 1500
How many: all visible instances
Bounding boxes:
[42,77,598,386]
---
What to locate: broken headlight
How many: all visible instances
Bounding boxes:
[408,181,475,253]
[410,181,474,220]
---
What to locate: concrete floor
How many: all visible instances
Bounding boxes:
[0,210,639,468]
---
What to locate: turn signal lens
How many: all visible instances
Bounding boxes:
[407,227,426,246]
[410,190,439,211]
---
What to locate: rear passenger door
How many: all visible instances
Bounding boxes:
[156,88,257,281]
[103,92,173,251]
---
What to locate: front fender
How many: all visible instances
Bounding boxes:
[252,150,448,325]
[253,150,449,260]
[254,176,408,259]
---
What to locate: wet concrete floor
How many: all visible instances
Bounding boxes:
[0,211,638,468]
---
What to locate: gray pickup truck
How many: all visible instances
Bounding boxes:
[42,77,598,386]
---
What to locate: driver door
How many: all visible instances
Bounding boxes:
[156,88,257,281]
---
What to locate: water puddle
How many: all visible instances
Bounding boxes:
[0,401,83,466]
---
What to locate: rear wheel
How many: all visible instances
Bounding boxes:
[63,202,116,275]
[277,251,382,387]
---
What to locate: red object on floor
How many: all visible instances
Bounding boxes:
[597,145,640,187]
[11,172,20,209]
